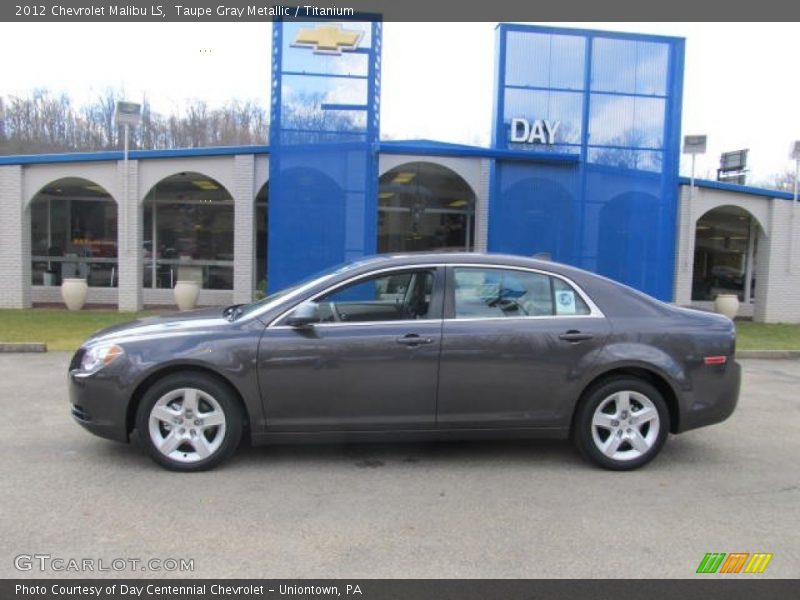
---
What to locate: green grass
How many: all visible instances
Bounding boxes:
[735,321,800,351]
[0,309,161,352]
[1,309,800,353]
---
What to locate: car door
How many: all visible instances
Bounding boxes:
[258,267,444,431]
[436,265,611,429]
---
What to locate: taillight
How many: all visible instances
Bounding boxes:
[704,356,727,365]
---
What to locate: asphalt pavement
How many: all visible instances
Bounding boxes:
[0,353,797,578]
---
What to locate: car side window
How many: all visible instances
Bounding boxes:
[314,270,435,323]
[452,268,590,318]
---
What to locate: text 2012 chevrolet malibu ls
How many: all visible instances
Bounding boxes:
[69,253,740,471]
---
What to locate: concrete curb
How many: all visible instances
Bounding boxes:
[0,343,47,353]
[736,350,800,360]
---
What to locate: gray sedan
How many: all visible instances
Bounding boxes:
[69,253,740,471]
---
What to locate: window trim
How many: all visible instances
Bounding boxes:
[444,265,603,321]
[267,262,604,329]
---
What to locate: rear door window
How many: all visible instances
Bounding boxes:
[452,267,590,318]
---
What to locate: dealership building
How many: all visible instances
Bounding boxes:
[1,22,800,322]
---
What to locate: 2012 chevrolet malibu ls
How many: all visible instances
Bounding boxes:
[69,253,740,471]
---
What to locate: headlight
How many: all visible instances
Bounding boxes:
[80,344,125,373]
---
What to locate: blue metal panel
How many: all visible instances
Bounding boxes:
[268,17,381,292]
[489,24,685,301]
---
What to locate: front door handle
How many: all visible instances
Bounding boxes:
[396,334,434,346]
[558,330,594,343]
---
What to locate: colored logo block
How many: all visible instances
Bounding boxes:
[696,552,773,574]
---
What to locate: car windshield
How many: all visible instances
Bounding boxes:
[232,259,377,320]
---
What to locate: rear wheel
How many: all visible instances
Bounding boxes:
[136,372,243,472]
[573,377,668,470]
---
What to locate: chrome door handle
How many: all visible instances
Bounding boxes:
[559,330,593,342]
[396,334,434,346]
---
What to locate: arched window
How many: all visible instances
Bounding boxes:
[378,162,476,253]
[142,172,234,290]
[30,177,117,287]
[692,206,760,303]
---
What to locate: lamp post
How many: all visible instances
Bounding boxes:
[682,135,707,271]
[114,101,142,292]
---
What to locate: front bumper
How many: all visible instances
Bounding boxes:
[68,369,130,443]
[677,359,741,433]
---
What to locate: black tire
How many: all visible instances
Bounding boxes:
[135,372,243,472]
[573,376,669,471]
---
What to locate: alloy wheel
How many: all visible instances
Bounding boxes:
[148,387,227,463]
[590,390,660,462]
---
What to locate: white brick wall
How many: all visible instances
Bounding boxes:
[232,154,256,304]
[0,166,29,308]
[116,159,141,312]
[474,158,491,252]
[0,166,31,308]
[754,199,800,322]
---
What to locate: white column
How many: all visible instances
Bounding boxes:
[743,219,755,304]
[232,154,256,304]
[474,158,491,252]
[0,166,31,308]
[672,185,695,306]
[116,159,142,312]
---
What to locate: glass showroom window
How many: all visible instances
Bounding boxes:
[255,183,268,296]
[30,178,118,287]
[692,206,758,303]
[378,162,476,253]
[142,172,234,290]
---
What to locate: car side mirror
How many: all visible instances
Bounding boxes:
[286,302,320,328]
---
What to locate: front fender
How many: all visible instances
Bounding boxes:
[116,322,266,434]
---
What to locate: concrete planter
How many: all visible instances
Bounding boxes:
[61,278,88,311]
[173,280,200,311]
[714,294,740,319]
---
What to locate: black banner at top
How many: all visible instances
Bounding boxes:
[2,0,800,21]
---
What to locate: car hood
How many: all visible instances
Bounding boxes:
[86,307,230,345]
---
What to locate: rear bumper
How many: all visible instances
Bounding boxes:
[68,370,129,443]
[677,359,741,433]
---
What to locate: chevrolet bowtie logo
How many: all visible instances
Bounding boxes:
[292,24,363,55]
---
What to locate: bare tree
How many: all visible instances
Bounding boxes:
[761,169,798,193]
[0,87,269,155]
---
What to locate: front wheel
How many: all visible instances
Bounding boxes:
[136,372,243,471]
[573,377,669,470]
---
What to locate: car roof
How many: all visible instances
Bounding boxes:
[356,251,580,275]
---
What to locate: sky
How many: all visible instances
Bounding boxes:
[2,21,799,183]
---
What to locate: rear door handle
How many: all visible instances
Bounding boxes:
[396,334,434,346]
[559,330,594,342]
